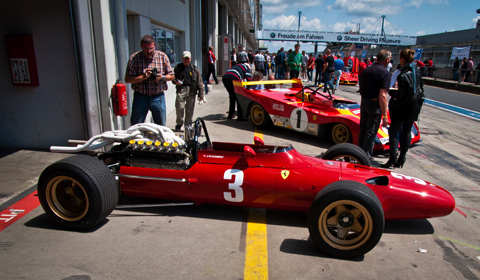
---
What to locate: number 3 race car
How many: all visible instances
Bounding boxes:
[38,119,454,258]
[234,79,420,152]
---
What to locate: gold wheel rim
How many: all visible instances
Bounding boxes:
[251,105,265,126]
[45,176,89,222]
[332,124,349,143]
[318,200,373,251]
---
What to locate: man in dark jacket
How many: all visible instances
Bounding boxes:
[173,51,205,131]
[358,49,392,158]
[276,48,286,79]
[314,54,324,86]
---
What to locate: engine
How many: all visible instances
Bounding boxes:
[50,122,201,171]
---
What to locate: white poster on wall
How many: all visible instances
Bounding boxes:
[451,46,471,60]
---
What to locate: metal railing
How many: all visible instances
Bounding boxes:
[422,66,480,85]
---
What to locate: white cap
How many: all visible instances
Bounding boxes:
[182,51,191,58]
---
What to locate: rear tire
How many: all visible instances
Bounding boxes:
[249,102,272,129]
[321,143,372,166]
[308,181,384,258]
[38,155,119,230]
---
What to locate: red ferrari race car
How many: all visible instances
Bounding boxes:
[38,119,454,258]
[339,56,359,85]
[234,79,420,152]
[339,68,358,85]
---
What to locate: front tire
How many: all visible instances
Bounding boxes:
[249,102,272,129]
[308,181,384,258]
[321,143,372,166]
[38,155,119,230]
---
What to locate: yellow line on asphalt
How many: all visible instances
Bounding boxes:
[244,129,269,280]
[432,234,480,251]
[244,208,268,280]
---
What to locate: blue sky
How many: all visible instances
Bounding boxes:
[260,0,480,52]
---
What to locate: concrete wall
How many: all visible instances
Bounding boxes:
[0,0,254,149]
[0,0,85,148]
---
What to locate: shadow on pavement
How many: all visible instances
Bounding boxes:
[24,213,111,233]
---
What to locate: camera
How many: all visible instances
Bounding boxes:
[150,68,158,80]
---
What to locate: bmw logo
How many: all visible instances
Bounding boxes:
[270,33,276,39]
[337,35,342,41]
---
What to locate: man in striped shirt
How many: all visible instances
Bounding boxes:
[222,63,252,121]
[125,35,174,126]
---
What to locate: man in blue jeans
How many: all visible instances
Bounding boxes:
[125,35,174,126]
[333,55,344,90]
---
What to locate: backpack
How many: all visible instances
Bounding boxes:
[397,63,422,102]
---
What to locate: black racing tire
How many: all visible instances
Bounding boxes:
[38,155,119,230]
[249,102,272,129]
[330,123,352,144]
[321,143,372,166]
[308,181,384,258]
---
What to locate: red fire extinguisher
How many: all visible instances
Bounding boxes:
[111,80,128,116]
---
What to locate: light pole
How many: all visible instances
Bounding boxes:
[298,11,302,44]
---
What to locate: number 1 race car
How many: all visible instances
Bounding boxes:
[38,119,454,258]
[234,79,420,152]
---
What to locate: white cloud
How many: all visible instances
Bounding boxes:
[264,15,299,30]
[262,4,290,16]
[263,14,405,35]
[473,16,480,28]
[262,0,324,15]
[264,15,325,31]
[425,0,449,4]
[329,0,404,17]
[406,0,449,8]
[416,30,426,35]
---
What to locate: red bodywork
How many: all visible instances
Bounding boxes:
[234,79,421,152]
[118,141,454,220]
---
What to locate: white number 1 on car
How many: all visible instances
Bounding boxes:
[223,169,244,202]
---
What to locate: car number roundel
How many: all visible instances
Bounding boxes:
[290,108,308,132]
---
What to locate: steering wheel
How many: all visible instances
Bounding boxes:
[301,86,333,100]
[272,145,278,153]
[193,118,212,161]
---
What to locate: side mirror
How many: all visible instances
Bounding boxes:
[244,146,256,157]
[253,136,264,146]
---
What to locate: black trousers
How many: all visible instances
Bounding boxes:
[290,70,299,79]
[223,77,243,117]
[207,63,219,83]
[314,69,323,86]
[388,120,414,160]
[358,99,382,157]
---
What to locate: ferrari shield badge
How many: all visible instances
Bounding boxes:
[281,170,290,179]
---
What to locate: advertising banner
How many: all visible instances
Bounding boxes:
[414,48,423,61]
[257,30,417,46]
[361,50,367,59]
[451,46,471,60]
